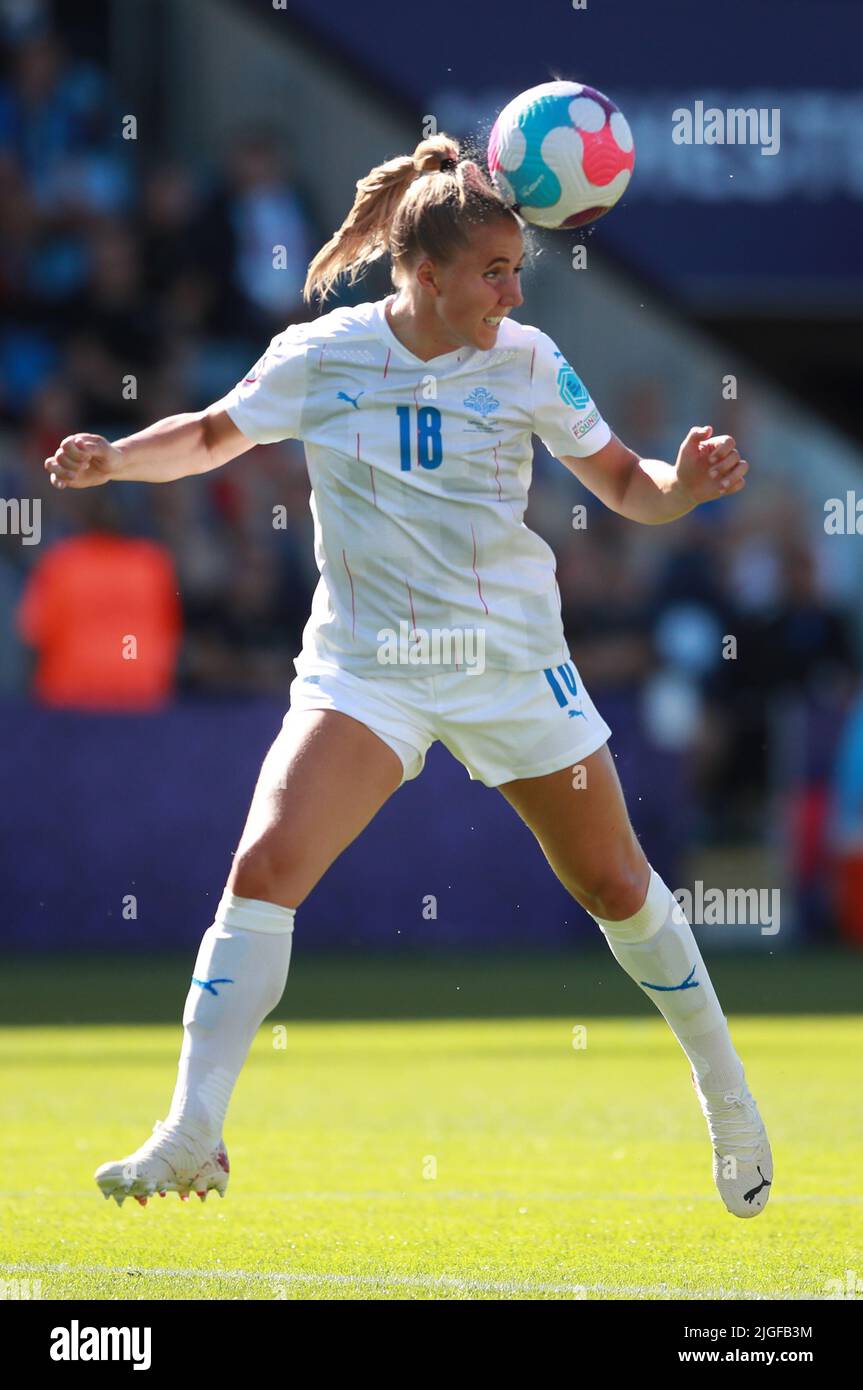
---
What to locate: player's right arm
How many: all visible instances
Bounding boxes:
[47,324,309,489]
[44,398,255,490]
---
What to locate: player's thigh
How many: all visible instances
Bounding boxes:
[227,706,404,907]
[497,743,650,920]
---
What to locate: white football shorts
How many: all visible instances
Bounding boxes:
[286,653,612,788]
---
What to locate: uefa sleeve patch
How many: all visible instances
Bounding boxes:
[556,363,591,410]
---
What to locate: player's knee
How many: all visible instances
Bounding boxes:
[229,836,308,907]
[578,862,650,923]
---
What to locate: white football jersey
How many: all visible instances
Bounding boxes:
[222,294,611,676]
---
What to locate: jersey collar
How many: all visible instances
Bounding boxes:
[372,294,475,369]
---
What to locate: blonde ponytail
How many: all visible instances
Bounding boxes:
[303,134,514,306]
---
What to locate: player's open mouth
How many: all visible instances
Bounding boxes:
[483,316,505,326]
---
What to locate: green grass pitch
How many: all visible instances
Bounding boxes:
[1,953,861,1301]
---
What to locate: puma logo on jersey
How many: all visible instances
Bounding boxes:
[337,389,365,410]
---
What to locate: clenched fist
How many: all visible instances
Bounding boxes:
[675,425,749,506]
[44,434,125,490]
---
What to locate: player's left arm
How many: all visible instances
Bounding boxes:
[559,425,749,525]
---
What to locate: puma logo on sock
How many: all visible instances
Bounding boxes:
[639,964,700,992]
[191,977,234,997]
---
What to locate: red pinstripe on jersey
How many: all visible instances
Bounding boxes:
[405,578,417,631]
[470,522,489,615]
[342,549,357,639]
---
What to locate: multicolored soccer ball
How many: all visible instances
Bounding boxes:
[487,80,635,230]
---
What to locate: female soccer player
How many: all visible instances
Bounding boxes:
[46,137,771,1218]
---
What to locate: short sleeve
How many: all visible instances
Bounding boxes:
[222,327,310,445]
[531,330,611,460]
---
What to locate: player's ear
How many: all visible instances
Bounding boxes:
[415,259,440,294]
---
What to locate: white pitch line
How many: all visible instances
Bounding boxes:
[0,1261,821,1300]
[0,1190,858,1204]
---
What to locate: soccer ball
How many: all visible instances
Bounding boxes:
[487,80,635,230]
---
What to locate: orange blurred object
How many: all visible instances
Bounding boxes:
[17,535,181,709]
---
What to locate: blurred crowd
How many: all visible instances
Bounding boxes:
[0,12,326,704]
[3,8,863,940]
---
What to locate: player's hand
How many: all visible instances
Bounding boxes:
[674,425,749,507]
[44,434,125,490]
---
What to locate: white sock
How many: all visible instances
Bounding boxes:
[591,867,745,1093]
[165,892,295,1142]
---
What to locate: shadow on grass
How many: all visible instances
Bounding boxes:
[3,949,862,1024]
